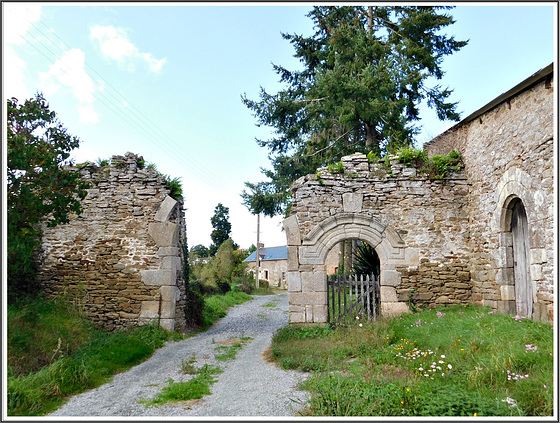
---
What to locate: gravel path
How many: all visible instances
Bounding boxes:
[49,291,310,418]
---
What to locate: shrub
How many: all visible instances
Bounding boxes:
[217,280,231,294]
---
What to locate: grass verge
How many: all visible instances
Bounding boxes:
[270,304,554,417]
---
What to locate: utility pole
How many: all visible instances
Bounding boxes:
[255,213,260,289]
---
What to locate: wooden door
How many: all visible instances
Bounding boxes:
[511,200,532,317]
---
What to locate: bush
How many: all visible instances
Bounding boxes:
[184,281,205,328]
[217,280,231,294]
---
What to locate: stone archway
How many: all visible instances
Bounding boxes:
[494,167,538,319]
[283,211,410,324]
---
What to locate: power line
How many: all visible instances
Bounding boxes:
[17,20,232,193]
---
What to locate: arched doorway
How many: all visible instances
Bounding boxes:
[510,199,532,317]
[284,212,408,324]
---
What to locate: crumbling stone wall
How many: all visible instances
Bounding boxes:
[425,66,554,322]
[38,152,187,332]
[284,153,471,323]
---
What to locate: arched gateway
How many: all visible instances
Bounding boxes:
[283,209,411,324]
[283,153,474,325]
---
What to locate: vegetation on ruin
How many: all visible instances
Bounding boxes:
[390,147,463,179]
[270,304,553,417]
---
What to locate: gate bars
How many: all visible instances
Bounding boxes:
[327,274,380,325]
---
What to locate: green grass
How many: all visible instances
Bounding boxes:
[141,364,223,407]
[201,290,253,327]
[7,296,184,416]
[271,304,554,417]
[214,337,252,361]
[8,288,253,416]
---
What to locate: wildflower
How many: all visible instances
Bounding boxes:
[441,355,446,358]
[448,364,452,369]
[437,311,446,318]
[356,316,360,320]
[359,323,363,327]
[502,397,517,408]
[525,344,538,353]
[544,385,547,389]
[512,315,526,321]
[474,413,477,417]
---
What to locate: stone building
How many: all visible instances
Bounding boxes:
[284,63,554,324]
[38,152,188,332]
[244,246,288,288]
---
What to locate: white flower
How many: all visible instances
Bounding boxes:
[448,364,452,369]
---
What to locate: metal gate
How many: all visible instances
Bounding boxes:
[327,274,380,325]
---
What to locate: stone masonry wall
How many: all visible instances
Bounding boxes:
[425,70,554,322]
[286,153,472,323]
[38,152,187,332]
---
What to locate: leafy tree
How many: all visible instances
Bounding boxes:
[241,6,467,216]
[190,244,210,260]
[7,93,89,301]
[209,203,234,256]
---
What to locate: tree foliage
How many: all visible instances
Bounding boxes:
[241,6,467,217]
[209,203,234,256]
[7,93,89,301]
[190,244,210,260]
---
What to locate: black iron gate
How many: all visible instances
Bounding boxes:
[327,274,380,325]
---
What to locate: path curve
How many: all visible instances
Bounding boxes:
[49,291,310,417]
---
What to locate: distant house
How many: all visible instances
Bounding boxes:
[244,246,288,288]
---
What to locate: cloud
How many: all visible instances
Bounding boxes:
[39,49,99,123]
[4,3,42,45]
[4,46,29,101]
[90,25,166,73]
[3,4,42,101]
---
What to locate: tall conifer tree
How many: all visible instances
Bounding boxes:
[241,6,467,217]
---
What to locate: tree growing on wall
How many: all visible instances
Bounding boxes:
[209,203,236,256]
[7,93,89,301]
[241,5,468,217]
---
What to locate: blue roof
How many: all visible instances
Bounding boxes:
[244,246,287,262]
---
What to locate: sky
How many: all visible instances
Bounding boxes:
[2,1,557,250]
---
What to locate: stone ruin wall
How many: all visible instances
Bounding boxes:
[425,70,554,322]
[38,152,187,332]
[287,153,472,322]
